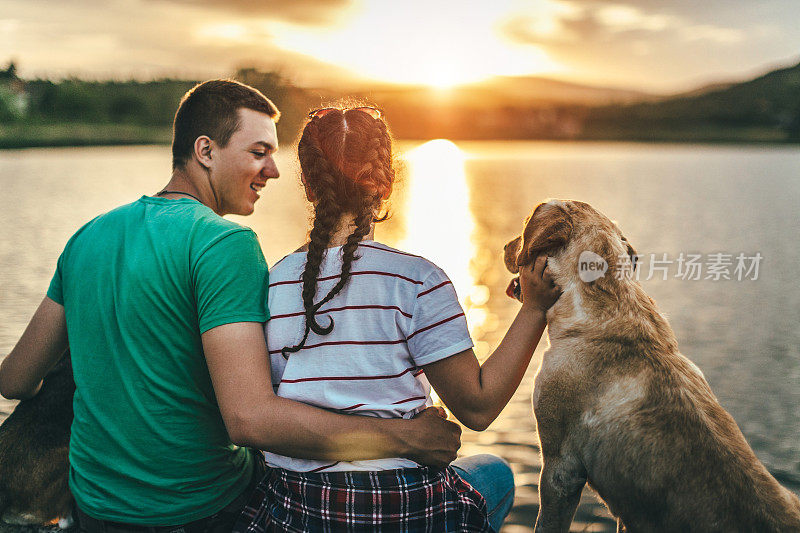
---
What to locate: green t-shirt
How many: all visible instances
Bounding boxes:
[47,195,269,524]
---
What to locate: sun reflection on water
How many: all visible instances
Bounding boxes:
[399,140,492,358]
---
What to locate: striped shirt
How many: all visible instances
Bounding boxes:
[263,240,473,472]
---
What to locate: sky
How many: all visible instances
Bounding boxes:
[1,0,799,93]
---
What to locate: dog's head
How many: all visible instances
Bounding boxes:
[504,200,637,298]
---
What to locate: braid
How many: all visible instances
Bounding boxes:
[281,129,343,357]
[282,106,396,358]
[303,199,339,337]
[280,197,338,358]
[375,120,394,221]
[313,199,374,312]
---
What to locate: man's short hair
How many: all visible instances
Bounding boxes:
[172,79,280,169]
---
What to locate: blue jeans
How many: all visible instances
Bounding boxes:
[451,454,515,532]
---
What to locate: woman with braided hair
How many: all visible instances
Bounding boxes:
[235,107,561,532]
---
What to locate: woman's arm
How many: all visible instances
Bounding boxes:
[202,321,461,467]
[0,296,68,400]
[422,255,560,431]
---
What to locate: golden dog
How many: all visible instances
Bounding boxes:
[504,200,800,532]
[0,353,73,526]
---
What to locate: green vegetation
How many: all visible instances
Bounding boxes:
[22,79,197,125]
[0,65,309,149]
[1,59,799,148]
[0,123,172,149]
[0,64,199,148]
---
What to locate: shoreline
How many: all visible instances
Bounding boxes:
[2,135,800,151]
[0,124,173,150]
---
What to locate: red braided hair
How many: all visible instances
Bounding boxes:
[281,107,396,358]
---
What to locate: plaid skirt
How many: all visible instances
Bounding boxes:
[233,465,493,533]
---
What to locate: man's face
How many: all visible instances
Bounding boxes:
[210,108,279,216]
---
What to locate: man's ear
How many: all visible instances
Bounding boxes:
[194,136,213,169]
[517,203,573,268]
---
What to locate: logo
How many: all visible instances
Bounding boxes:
[578,251,608,282]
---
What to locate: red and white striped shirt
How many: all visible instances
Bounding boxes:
[263,240,473,472]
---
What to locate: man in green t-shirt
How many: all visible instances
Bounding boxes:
[0,80,461,530]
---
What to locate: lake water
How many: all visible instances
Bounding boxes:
[1,141,798,530]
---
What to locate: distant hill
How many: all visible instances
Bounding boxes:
[292,61,800,142]
[294,74,656,140]
[303,74,654,108]
[464,76,654,106]
[3,59,799,148]
[668,81,737,100]
[583,60,800,142]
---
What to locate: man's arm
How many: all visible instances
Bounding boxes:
[202,321,461,467]
[0,296,68,400]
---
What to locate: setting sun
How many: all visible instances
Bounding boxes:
[422,64,464,90]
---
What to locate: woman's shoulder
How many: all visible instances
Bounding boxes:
[267,240,451,286]
[359,241,448,282]
[358,241,424,264]
[268,252,304,282]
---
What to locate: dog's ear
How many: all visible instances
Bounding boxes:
[504,236,523,274]
[625,239,638,271]
[517,203,573,267]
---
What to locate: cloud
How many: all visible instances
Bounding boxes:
[499,1,796,91]
[503,3,744,46]
[145,0,353,26]
[680,25,744,45]
[594,5,675,31]
[549,0,795,37]
[1,0,361,84]
[3,0,798,92]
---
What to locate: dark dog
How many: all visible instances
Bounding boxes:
[0,352,74,526]
[505,200,800,532]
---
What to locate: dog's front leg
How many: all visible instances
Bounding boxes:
[534,454,587,533]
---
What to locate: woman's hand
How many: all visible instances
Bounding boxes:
[519,254,561,315]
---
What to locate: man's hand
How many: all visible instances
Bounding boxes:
[520,255,562,314]
[204,322,459,464]
[403,406,462,468]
